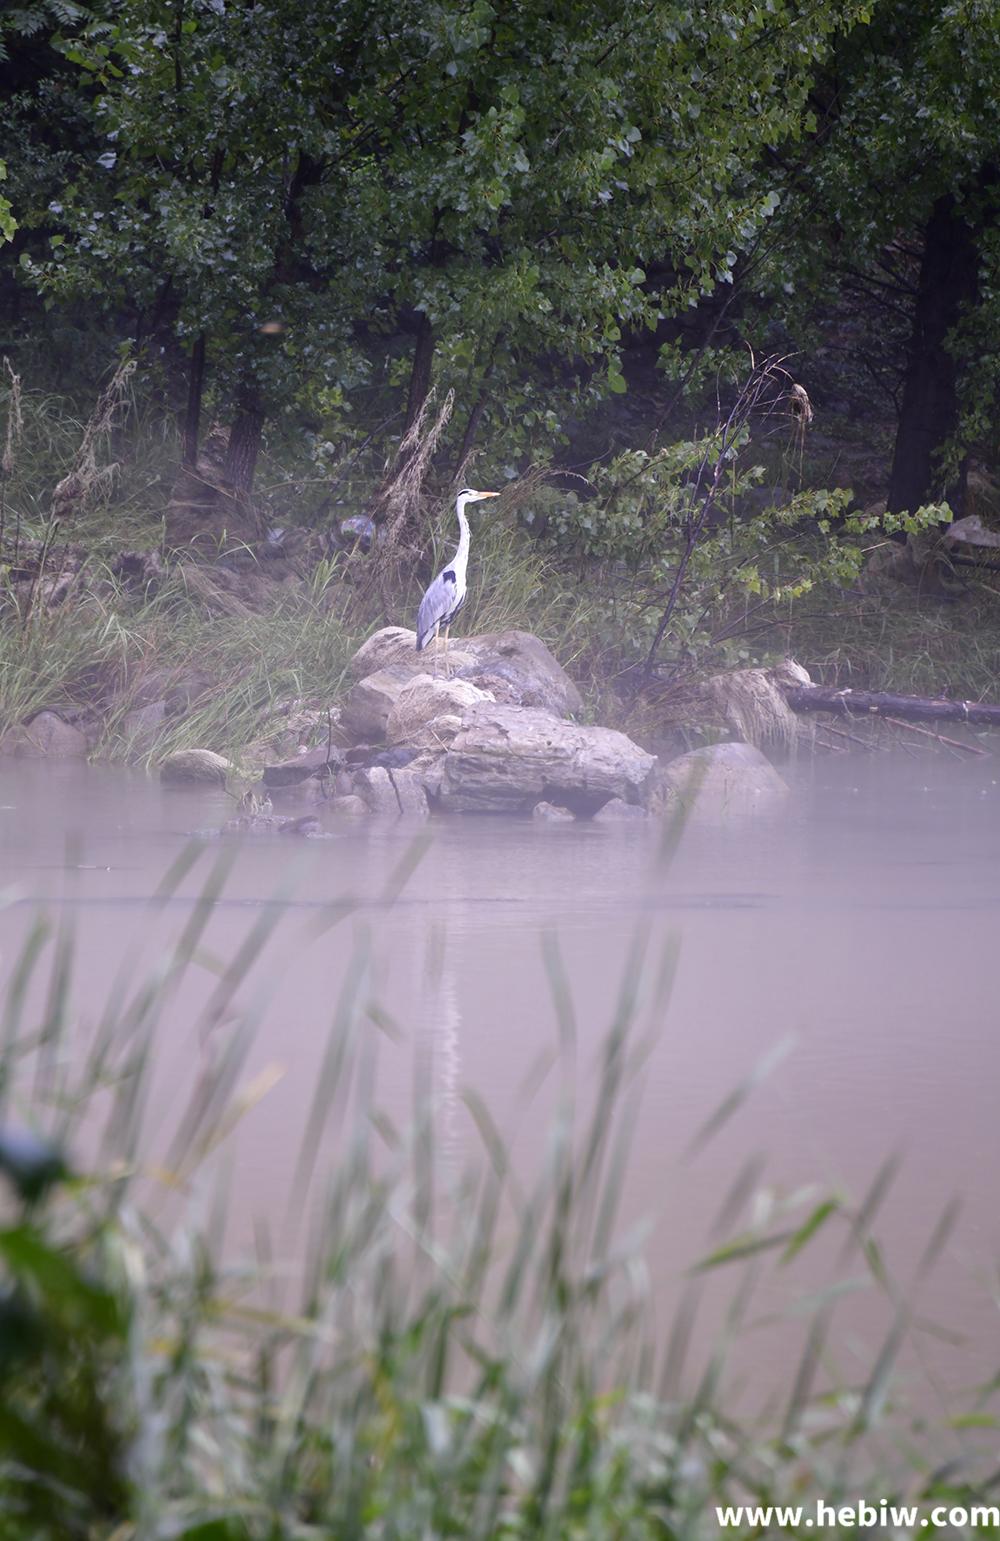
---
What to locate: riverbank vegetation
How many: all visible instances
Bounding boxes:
[4,1,1000,763]
[1,849,996,1538]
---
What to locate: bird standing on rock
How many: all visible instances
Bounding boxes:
[416,487,499,674]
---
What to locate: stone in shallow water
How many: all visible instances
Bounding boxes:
[329,794,370,817]
[160,748,231,786]
[352,765,400,814]
[533,801,575,822]
[592,797,647,821]
[1,711,89,759]
[648,741,789,819]
[262,745,342,788]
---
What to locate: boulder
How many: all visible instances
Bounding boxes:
[347,626,436,680]
[345,745,421,770]
[352,764,430,817]
[329,794,370,817]
[648,742,789,819]
[160,748,231,786]
[345,627,582,719]
[262,745,343,788]
[352,765,400,815]
[385,674,494,749]
[438,703,656,816]
[388,767,430,818]
[592,797,648,822]
[122,700,167,755]
[463,631,583,716]
[341,666,416,743]
[1,712,89,759]
[533,801,575,823]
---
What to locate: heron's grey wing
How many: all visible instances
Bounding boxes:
[416,569,457,650]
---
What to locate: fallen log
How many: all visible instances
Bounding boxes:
[784,684,1000,728]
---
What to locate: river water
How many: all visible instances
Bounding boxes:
[0,754,997,1418]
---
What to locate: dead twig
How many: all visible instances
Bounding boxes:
[821,720,883,752]
[883,715,988,757]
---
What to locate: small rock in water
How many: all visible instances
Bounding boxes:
[329,794,370,817]
[533,800,575,822]
[262,745,342,788]
[353,765,401,814]
[161,748,231,786]
[0,711,89,759]
[221,812,325,838]
[592,797,647,821]
[389,767,430,818]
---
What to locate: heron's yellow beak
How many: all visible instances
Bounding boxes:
[475,490,500,499]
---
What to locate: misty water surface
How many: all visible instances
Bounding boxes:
[0,753,997,1411]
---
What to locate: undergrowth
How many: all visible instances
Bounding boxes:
[4,373,1000,769]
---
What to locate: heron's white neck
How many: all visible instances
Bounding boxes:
[452,497,472,576]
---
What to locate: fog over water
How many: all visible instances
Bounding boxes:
[1,754,997,1409]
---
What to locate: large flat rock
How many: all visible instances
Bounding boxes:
[438,703,656,816]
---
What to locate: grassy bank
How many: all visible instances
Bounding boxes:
[4,377,1000,772]
[0,845,996,1538]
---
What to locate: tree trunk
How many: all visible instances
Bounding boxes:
[403,313,434,433]
[887,194,979,519]
[183,332,206,468]
[225,385,264,498]
[784,683,1000,728]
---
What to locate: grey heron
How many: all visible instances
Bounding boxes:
[416,487,499,672]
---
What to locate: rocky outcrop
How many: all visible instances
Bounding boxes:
[340,666,417,743]
[385,674,494,749]
[648,741,789,818]
[437,703,656,816]
[462,631,583,716]
[1,712,89,759]
[160,748,231,786]
[344,627,582,729]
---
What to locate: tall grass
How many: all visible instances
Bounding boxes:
[0,846,995,1537]
[0,565,362,762]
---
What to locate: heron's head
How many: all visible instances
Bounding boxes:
[456,487,500,509]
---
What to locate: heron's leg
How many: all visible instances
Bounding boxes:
[431,620,441,675]
[443,625,451,678]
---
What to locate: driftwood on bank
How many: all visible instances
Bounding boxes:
[783,684,1000,728]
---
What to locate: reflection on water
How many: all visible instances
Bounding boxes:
[0,751,998,1407]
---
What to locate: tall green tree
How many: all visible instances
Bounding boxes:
[757,0,1000,517]
[10,0,868,495]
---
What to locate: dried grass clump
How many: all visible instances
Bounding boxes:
[365,390,455,593]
